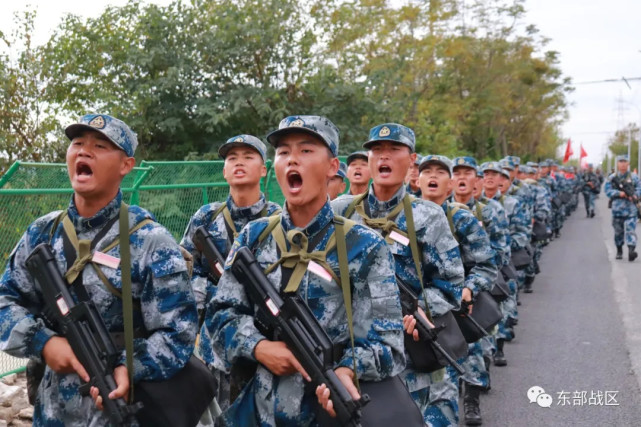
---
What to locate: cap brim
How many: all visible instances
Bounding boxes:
[363,139,414,151]
[218,141,264,160]
[347,153,368,165]
[452,164,476,171]
[482,167,503,174]
[267,127,334,155]
[419,160,451,175]
[64,124,124,153]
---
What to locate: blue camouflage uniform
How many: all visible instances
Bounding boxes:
[523,173,551,278]
[581,169,599,216]
[205,201,406,426]
[0,192,197,426]
[605,169,641,247]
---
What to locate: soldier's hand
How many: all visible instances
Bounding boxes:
[90,365,129,410]
[403,307,435,341]
[254,340,311,380]
[42,336,89,382]
[316,367,360,418]
[462,288,473,314]
[620,191,627,199]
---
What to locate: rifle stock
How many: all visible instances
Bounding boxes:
[193,226,226,281]
[25,244,141,426]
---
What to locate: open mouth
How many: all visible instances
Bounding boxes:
[428,180,438,189]
[287,171,303,192]
[458,182,467,190]
[233,168,246,177]
[76,162,93,178]
[354,171,362,178]
[379,165,392,177]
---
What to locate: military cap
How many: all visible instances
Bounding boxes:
[65,114,138,157]
[336,161,347,179]
[521,166,534,174]
[452,156,478,170]
[346,150,368,165]
[363,123,415,152]
[218,134,267,162]
[500,158,515,170]
[481,161,503,174]
[414,154,423,165]
[419,154,453,176]
[476,167,484,177]
[500,168,511,179]
[267,115,339,157]
[504,155,521,166]
[616,154,629,162]
[526,161,539,168]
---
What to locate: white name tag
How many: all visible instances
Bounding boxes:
[307,260,332,282]
[389,230,409,246]
[92,251,121,269]
[214,262,224,276]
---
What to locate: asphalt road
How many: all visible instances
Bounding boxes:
[479,194,641,427]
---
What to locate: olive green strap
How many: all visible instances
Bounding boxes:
[445,202,457,239]
[344,192,368,218]
[402,195,434,323]
[221,206,239,239]
[119,203,135,402]
[257,214,281,245]
[333,216,360,391]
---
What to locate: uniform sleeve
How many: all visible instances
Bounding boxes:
[336,230,405,381]
[124,227,198,382]
[456,214,498,295]
[509,199,530,250]
[605,176,619,199]
[0,230,57,361]
[204,232,267,373]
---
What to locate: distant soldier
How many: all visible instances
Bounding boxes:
[581,163,600,218]
[180,134,280,416]
[604,155,641,261]
[346,151,370,195]
[0,114,197,425]
[328,161,348,200]
[406,154,423,197]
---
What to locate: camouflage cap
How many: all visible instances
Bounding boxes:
[363,123,416,152]
[521,166,535,174]
[452,156,478,171]
[419,154,453,176]
[504,155,521,166]
[476,167,484,178]
[526,161,539,168]
[336,161,348,179]
[346,150,368,165]
[65,114,138,157]
[414,154,423,166]
[499,158,515,170]
[545,158,559,167]
[267,115,339,157]
[616,154,629,162]
[218,134,267,162]
[481,161,503,174]
[500,168,511,179]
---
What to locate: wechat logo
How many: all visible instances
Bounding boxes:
[527,386,553,408]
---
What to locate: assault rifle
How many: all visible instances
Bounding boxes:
[230,246,369,427]
[192,226,226,281]
[610,175,641,217]
[25,244,141,426]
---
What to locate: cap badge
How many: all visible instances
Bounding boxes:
[88,116,106,129]
[379,126,391,137]
[233,136,244,143]
[289,119,304,127]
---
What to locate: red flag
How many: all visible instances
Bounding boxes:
[580,144,588,159]
[563,138,573,163]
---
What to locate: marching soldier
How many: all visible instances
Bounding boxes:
[328,161,348,200]
[332,123,465,424]
[346,150,371,196]
[406,154,423,197]
[604,155,641,261]
[581,163,600,218]
[204,115,406,425]
[0,114,197,425]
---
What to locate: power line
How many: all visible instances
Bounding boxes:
[574,77,641,86]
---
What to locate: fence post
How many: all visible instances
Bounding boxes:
[0,161,21,189]
[130,162,153,206]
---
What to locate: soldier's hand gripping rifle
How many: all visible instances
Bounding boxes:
[193,226,226,281]
[396,275,466,375]
[230,246,369,427]
[25,244,141,426]
[611,175,641,217]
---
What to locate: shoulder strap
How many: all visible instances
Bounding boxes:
[49,211,67,244]
[333,215,360,391]
[474,201,485,223]
[445,202,460,242]
[257,214,282,246]
[120,203,136,402]
[344,192,368,218]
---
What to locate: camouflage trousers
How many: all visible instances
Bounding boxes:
[582,191,595,213]
[496,278,518,340]
[613,216,637,247]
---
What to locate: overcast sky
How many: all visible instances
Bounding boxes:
[2,0,640,165]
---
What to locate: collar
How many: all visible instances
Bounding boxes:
[67,191,122,232]
[280,198,334,240]
[482,190,502,201]
[368,184,406,216]
[226,193,266,219]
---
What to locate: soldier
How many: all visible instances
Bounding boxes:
[346,150,371,196]
[420,155,498,426]
[523,164,552,279]
[604,155,641,261]
[581,163,600,218]
[204,115,406,425]
[406,154,423,197]
[482,162,529,366]
[328,161,348,200]
[180,134,281,417]
[0,114,197,425]
[332,123,465,424]
[539,160,562,238]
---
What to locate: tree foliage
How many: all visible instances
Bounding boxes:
[0,0,572,171]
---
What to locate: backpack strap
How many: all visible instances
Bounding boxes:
[344,192,368,219]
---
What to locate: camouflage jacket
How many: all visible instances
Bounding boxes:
[605,172,641,217]
[205,201,405,426]
[465,196,511,267]
[486,191,530,251]
[524,179,551,223]
[0,192,197,426]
